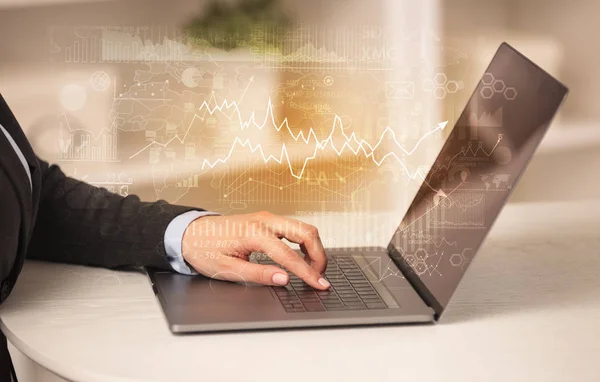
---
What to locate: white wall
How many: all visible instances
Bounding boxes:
[510,0,600,123]
[441,0,600,203]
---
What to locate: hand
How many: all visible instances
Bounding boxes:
[181,211,330,290]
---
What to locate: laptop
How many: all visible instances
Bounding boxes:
[147,43,568,332]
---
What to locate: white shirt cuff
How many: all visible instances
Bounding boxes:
[164,210,219,275]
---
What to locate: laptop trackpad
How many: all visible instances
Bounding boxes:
[154,272,278,315]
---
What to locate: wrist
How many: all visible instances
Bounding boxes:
[182,213,220,262]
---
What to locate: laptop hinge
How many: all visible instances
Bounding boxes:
[387,243,443,320]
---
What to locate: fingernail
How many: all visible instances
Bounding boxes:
[318,277,330,289]
[272,273,288,286]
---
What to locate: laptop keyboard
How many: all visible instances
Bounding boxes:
[255,255,388,313]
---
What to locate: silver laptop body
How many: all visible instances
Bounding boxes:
[147,43,568,333]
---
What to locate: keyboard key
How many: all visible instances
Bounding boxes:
[281,299,301,305]
[296,289,316,294]
[334,287,354,293]
[332,287,352,292]
[292,282,311,287]
[300,298,321,304]
[302,301,326,312]
[277,291,297,297]
[347,279,368,284]
[318,293,338,299]
[357,289,377,294]
[330,277,349,282]
[273,255,388,313]
[356,286,375,291]
[346,280,367,285]
[323,298,344,305]
[325,306,359,311]
[332,286,352,292]
[355,286,374,291]
[355,290,374,295]
[329,277,348,282]
[316,291,336,297]
[298,292,319,298]
[278,295,299,301]
[297,293,318,300]
[344,270,364,275]
[344,301,366,308]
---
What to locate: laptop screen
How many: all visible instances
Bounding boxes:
[387,43,568,317]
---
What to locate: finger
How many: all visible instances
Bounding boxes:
[213,256,290,286]
[276,219,327,274]
[300,244,311,266]
[253,212,327,275]
[247,235,330,290]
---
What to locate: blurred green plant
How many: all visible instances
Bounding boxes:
[185,0,291,52]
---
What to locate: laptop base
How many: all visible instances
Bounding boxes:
[147,248,435,334]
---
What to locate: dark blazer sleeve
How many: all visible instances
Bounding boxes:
[26,158,201,270]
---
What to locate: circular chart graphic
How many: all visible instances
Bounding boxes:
[89,71,111,92]
[181,67,203,88]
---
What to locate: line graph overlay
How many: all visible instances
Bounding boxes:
[129,95,448,180]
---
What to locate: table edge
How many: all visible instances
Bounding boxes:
[0,319,142,382]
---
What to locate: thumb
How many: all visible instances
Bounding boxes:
[215,256,289,286]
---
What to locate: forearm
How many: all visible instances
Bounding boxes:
[26,159,200,270]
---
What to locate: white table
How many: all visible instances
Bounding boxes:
[1,201,600,382]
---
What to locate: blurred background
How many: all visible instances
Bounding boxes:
[1,0,597,219]
[0,0,597,380]
[0,0,597,243]
[444,0,600,203]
